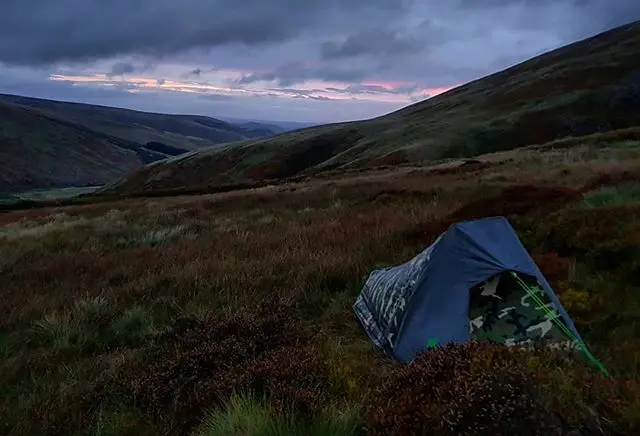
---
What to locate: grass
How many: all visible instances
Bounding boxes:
[582,183,640,208]
[1,139,640,435]
[192,393,362,436]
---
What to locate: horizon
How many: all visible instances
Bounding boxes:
[1,2,638,123]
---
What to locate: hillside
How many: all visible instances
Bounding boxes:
[0,94,281,150]
[0,101,154,193]
[0,94,286,194]
[104,20,640,196]
[2,132,640,434]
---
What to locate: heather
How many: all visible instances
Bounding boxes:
[1,138,640,435]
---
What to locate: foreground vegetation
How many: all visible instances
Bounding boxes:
[1,136,640,435]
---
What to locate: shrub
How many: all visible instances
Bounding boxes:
[582,170,640,191]
[366,342,639,435]
[117,300,330,432]
[530,205,640,273]
[449,185,579,221]
[238,346,329,420]
[366,343,560,436]
[531,252,572,286]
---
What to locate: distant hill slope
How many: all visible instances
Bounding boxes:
[104,20,640,196]
[0,94,282,150]
[0,101,147,193]
[0,94,288,193]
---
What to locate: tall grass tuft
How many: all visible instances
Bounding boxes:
[32,312,83,349]
[192,393,291,436]
[582,183,640,208]
[110,306,155,344]
[192,393,363,436]
[74,295,112,326]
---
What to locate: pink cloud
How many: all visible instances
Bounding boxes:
[424,86,456,96]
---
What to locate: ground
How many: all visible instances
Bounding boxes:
[1,132,640,435]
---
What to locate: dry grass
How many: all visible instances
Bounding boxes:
[1,141,640,435]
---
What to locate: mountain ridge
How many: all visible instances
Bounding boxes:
[103,20,640,196]
[0,93,287,193]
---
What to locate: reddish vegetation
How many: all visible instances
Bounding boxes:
[532,126,640,151]
[531,204,640,273]
[449,185,580,221]
[366,342,637,436]
[428,161,494,177]
[115,301,329,432]
[367,150,410,167]
[581,170,640,192]
[398,218,455,247]
[3,158,640,434]
[531,252,573,287]
[367,343,557,435]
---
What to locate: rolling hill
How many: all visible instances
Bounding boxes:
[0,95,284,193]
[0,93,282,150]
[104,20,640,196]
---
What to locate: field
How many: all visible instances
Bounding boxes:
[2,132,640,435]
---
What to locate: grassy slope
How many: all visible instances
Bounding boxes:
[105,20,640,195]
[0,93,281,150]
[0,93,286,194]
[0,101,149,193]
[1,133,640,435]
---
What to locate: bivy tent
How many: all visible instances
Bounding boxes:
[353,216,607,375]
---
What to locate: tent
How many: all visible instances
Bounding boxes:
[353,216,602,370]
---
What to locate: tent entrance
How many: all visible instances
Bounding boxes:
[468,271,575,349]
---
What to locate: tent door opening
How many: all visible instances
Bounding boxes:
[468,271,575,349]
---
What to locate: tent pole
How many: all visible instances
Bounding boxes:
[510,272,611,379]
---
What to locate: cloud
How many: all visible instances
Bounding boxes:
[320,29,423,60]
[188,68,202,77]
[108,61,135,76]
[0,0,413,66]
[327,84,420,95]
[0,0,638,123]
[234,63,368,86]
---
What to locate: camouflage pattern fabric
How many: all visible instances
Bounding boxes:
[469,272,576,349]
[353,234,444,356]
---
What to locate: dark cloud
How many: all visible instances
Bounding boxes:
[327,84,420,95]
[108,61,135,77]
[321,29,423,60]
[180,68,202,79]
[105,60,157,77]
[0,0,413,66]
[235,62,367,86]
[0,0,638,123]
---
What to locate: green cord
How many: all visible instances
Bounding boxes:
[510,272,611,378]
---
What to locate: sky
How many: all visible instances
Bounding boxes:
[0,1,638,124]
